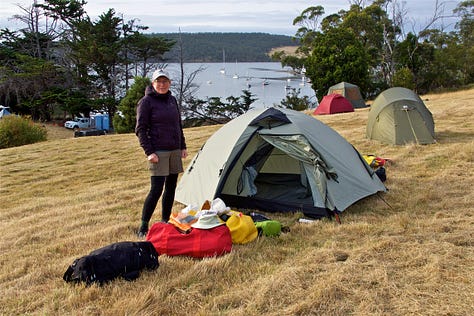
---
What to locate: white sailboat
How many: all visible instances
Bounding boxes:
[232,60,239,79]
[300,65,307,86]
[219,49,226,74]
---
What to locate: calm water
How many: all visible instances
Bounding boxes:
[163,62,318,108]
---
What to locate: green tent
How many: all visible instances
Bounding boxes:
[366,87,435,145]
[327,82,366,108]
[176,108,386,218]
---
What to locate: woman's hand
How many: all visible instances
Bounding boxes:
[181,149,188,159]
[147,153,159,163]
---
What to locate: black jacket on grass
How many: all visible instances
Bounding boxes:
[63,241,159,286]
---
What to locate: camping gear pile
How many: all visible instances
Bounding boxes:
[363,155,389,182]
[146,198,283,258]
[63,199,283,285]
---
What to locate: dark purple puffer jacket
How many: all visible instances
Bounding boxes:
[135,86,186,156]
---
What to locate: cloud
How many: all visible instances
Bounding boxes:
[0,0,460,36]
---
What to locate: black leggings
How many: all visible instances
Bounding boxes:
[141,174,178,223]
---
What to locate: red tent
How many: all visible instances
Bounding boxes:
[314,93,354,115]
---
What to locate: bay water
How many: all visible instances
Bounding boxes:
[163,62,318,108]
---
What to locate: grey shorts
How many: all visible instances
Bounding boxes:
[148,149,184,176]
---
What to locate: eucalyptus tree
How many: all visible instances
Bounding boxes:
[292,5,325,57]
[453,0,474,84]
[339,1,398,91]
[404,1,474,91]
[6,1,58,60]
[270,6,324,72]
[305,26,370,100]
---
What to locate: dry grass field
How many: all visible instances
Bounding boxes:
[1,88,473,315]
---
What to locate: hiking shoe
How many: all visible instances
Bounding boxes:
[137,228,148,238]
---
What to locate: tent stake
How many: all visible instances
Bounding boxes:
[334,212,342,224]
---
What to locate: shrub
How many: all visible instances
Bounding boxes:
[392,67,415,89]
[280,88,316,111]
[113,76,150,134]
[0,115,47,149]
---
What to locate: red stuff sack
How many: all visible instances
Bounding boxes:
[146,222,232,258]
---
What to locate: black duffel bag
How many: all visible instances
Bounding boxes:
[63,241,159,286]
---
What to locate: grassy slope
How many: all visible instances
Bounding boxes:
[0,89,473,315]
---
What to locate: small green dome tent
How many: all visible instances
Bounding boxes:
[366,87,435,145]
[327,82,366,108]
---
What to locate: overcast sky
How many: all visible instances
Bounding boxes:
[0,0,460,36]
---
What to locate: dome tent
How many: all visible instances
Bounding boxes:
[327,82,366,108]
[314,93,354,115]
[366,87,435,145]
[176,108,386,218]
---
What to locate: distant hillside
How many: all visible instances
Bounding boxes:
[153,32,298,62]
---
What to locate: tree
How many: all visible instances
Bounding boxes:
[394,0,456,91]
[7,1,57,60]
[127,33,175,78]
[391,66,415,89]
[340,2,397,86]
[66,9,125,117]
[113,76,150,133]
[1,0,95,118]
[279,88,316,111]
[453,0,474,84]
[284,0,468,97]
[172,29,203,109]
[395,33,435,93]
[1,0,176,122]
[0,48,74,120]
[120,18,148,91]
[89,10,123,100]
[305,27,369,100]
[270,6,325,73]
[182,90,256,127]
[35,0,87,29]
[35,0,94,93]
[293,6,325,56]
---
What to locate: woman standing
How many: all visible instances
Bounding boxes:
[135,69,188,238]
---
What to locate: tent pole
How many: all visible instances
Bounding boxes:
[404,108,420,144]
